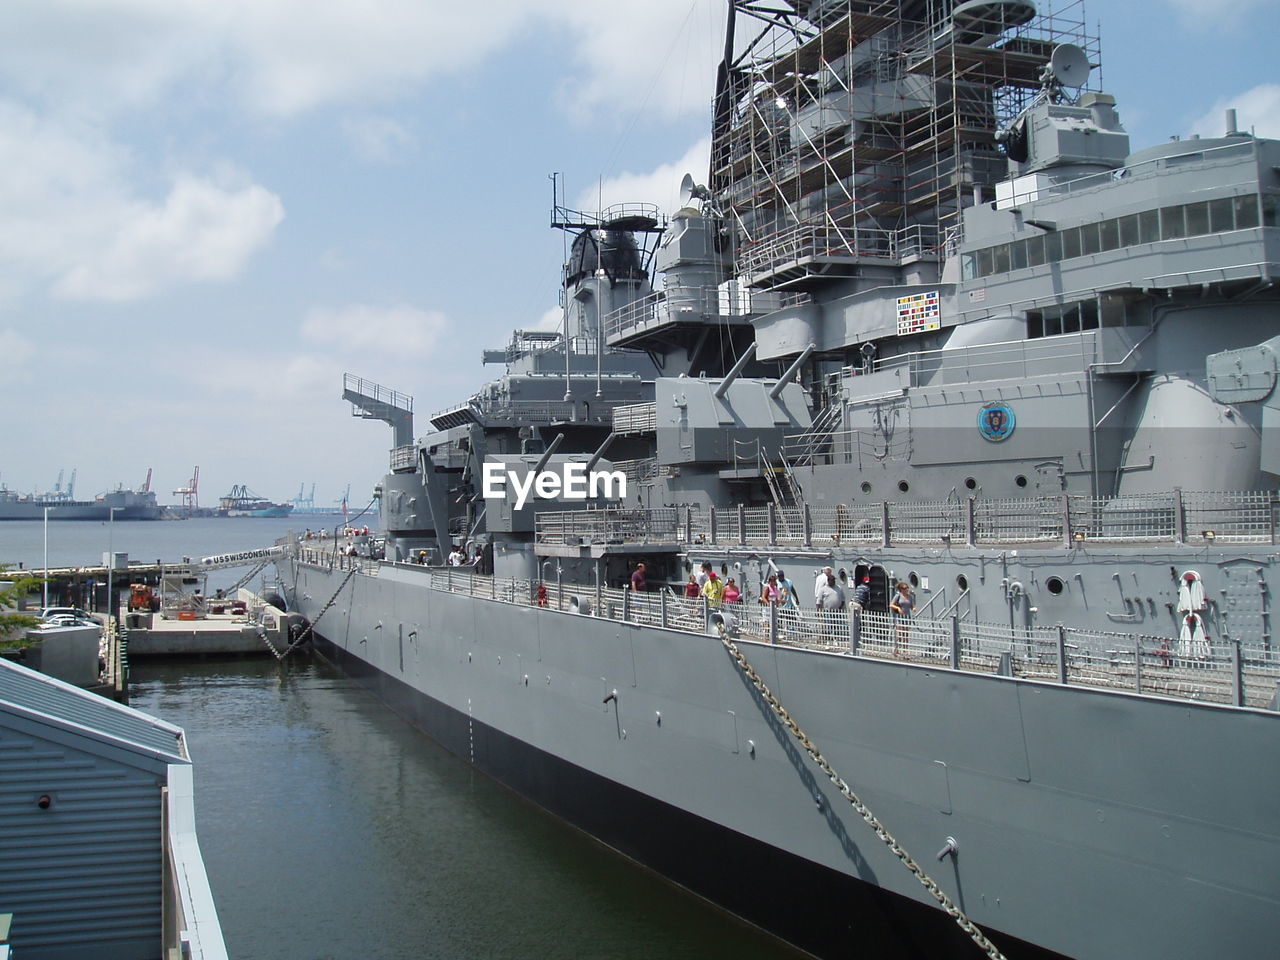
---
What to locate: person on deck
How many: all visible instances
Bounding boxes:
[701,570,724,609]
[630,562,647,592]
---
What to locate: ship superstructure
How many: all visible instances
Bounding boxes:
[282,3,1280,958]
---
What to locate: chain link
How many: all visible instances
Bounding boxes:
[715,622,1009,960]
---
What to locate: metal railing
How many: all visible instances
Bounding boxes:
[612,402,657,434]
[536,490,1280,548]
[290,550,1280,712]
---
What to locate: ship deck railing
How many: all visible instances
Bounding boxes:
[290,551,1280,712]
[535,489,1280,549]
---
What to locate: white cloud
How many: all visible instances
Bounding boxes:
[301,303,448,357]
[0,1,720,121]
[576,137,712,216]
[341,114,415,162]
[550,0,722,123]
[1163,0,1272,29]
[535,305,563,332]
[0,329,35,376]
[0,101,283,302]
[1188,83,1280,140]
[55,175,284,301]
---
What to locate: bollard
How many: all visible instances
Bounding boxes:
[1056,624,1068,685]
[1134,635,1143,694]
[1231,640,1245,706]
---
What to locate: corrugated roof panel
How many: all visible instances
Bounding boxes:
[0,659,184,762]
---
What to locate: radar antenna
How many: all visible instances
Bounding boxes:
[1038,42,1092,103]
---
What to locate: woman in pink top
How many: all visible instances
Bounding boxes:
[758,573,781,605]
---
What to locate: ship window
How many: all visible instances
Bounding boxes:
[1045,576,1065,595]
[1061,227,1081,260]
[1015,475,1028,487]
[1009,239,1027,271]
[1061,303,1081,334]
[1185,200,1210,236]
[993,244,1010,274]
[1208,197,1235,232]
[1100,293,1128,327]
[898,480,909,492]
[1235,194,1260,229]
[860,481,872,494]
[964,477,977,490]
[1138,209,1160,244]
[977,247,994,277]
[1079,223,1100,256]
[1118,214,1140,246]
[962,254,977,280]
[1262,195,1277,227]
[1080,299,1099,331]
[1026,310,1044,338]
[956,574,969,590]
[1026,234,1045,267]
[1041,307,1062,336]
[1099,218,1120,251]
[1161,204,1187,239]
[1043,232,1063,262]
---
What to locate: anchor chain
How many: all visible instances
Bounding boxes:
[278,568,358,660]
[714,622,1008,960]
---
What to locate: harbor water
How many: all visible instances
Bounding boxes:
[3,519,801,958]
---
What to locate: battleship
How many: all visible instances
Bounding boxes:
[280,2,1280,957]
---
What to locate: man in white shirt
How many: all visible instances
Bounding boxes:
[814,566,834,608]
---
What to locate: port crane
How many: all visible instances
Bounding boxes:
[173,466,200,512]
[141,468,152,494]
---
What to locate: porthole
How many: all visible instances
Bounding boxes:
[898,480,910,493]
[1015,475,1028,488]
[908,571,920,588]
[1045,576,1065,595]
[860,481,872,494]
[956,574,968,590]
[964,477,977,490]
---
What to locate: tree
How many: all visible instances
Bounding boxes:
[0,565,43,651]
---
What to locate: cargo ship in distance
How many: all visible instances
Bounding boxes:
[281,2,1280,958]
[217,485,294,518]
[0,486,161,521]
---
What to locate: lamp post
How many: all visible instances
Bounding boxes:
[106,506,122,623]
[42,507,49,609]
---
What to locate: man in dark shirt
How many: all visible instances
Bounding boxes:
[630,562,647,592]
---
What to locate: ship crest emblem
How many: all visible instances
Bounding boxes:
[977,402,1016,442]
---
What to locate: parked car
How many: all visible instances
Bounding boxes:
[38,607,104,626]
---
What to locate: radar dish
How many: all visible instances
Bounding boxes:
[952,0,1036,44]
[678,173,710,207]
[679,173,697,207]
[1049,43,1091,88]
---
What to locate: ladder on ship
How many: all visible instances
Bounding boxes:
[792,403,843,467]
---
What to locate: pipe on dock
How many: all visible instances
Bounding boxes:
[769,343,816,399]
[714,342,758,399]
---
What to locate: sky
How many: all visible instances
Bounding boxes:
[0,0,1276,511]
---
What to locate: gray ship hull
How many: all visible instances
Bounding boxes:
[285,557,1280,960]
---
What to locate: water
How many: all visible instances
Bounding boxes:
[131,659,801,960]
[0,515,360,571]
[9,521,799,958]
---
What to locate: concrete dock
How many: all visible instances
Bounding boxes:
[122,592,299,658]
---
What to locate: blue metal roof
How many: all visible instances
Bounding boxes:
[0,658,186,763]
